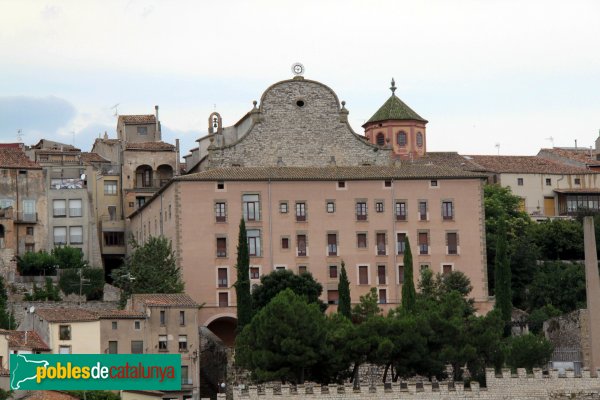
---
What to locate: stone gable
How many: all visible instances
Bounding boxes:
[208,78,392,168]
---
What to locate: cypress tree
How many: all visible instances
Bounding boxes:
[494,215,512,336]
[338,261,351,319]
[401,236,416,311]
[235,218,252,332]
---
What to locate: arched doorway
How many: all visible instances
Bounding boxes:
[156,164,174,187]
[135,165,153,188]
[206,315,238,347]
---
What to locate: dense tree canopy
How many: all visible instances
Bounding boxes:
[337,261,351,319]
[251,269,326,313]
[235,219,252,331]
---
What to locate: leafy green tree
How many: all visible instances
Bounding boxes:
[527,304,562,335]
[52,245,89,269]
[59,268,105,300]
[337,261,351,319]
[401,236,416,312]
[112,236,184,306]
[352,287,381,324]
[526,261,586,313]
[65,391,120,400]
[529,219,584,260]
[505,334,553,371]
[494,216,512,335]
[465,309,505,383]
[0,389,10,400]
[235,219,252,331]
[17,250,57,276]
[0,275,15,329]
[309,313,354,383]
[24,278,61,301]
[236,289,326,384]
[252,269,326,313]
[510,233,540,309]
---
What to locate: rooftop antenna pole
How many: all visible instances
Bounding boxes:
[110,103,120,117]
[16,129,23,142]
[495,143,500,155]
[545,136,554,147]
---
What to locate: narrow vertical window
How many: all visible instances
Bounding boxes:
[327,233,337,256]
[358,266,368,285]
[376,233,386,256]
[377,265,386,285]
[295,202,306,221]
[297,234,307,256]
[442,201,454,220]
[397,233,406,254]
[395,201,407,221]
[447,232,458,255]
[356,202,367,220]
[418,232,429,255]
[242,194,260,221]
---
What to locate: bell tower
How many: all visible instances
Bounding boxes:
[363,79,428,159]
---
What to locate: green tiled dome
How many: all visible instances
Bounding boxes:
[367,94,427,124]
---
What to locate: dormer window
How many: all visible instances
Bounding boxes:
[416,132,423,147]
[376,133,385,146]
[397,132,407,146]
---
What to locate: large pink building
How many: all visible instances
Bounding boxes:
[129,75,491,345]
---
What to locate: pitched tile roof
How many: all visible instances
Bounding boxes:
[125,141,175,151]
[80,152,109,164]
[176,165,486,182]
[0,146,41,169]
[7,330,50,351]
[366,94,427,124]
[132,293,200,308]
[35,308,98,323]
[416,152,488,172]
[538,147,600,166]
[118,114,156,124]
[24,391,80,400]
[97,310,146,319]
[466,155,596,175]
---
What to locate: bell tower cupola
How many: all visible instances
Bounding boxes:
[363,79,428,159]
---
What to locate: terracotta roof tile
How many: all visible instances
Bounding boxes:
[35,308,98,323]
[118,114,156,124]
[7,330,50,351]
[80,152,109,164]
[0,146,41,169]
[466,155,595,175]
[125,141,175,151]
[97,310,146,319]
[25,391,80,400]
[133,293,200,308]
[538,147,600,166]
[416,152,488,171]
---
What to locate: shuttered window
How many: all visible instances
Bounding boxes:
[418,232,429,255]
[376,233,386,255]
[328,234,337,256]
[447,232,458,255]
[358,266,368,285]
[216,237,227,257]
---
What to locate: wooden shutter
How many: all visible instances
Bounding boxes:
[359,266,368,285]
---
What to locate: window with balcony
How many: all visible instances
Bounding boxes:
[108,206,117,221]
[69,199,82,217]
[218,268,228,288]
[216,237,227,257]
[53,199,66,217]
[135,166,153,188]
[329,265,338,279]
[297,234,307,256]
[397,233,406,254]
[218,292,229,307]
[447,232,458,255]
[178,335,188,351]
[69,226,83,244]
[22,199,36,222]
[356,202,367,221]
[295,202,306,222]
[247,229,261,257]
[357,233,367,249]
[327,233,338,256]
[158,335,168,351]
[378,265,386,285]
[418,201,428,221]
[376,232,386,255]
[242,194,260,221]
[358,265,368,285]
[215,202,227,222]
[442,201,454,220]
[395,201,407,221]
[418,232,429,255]
[104,180,117,195]
[54,227,67,245]
[104,232,125,246]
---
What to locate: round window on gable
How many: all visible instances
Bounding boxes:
[416,132,424,147]
[296,100,305,108]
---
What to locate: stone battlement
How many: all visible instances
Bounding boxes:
[223,368,600,400]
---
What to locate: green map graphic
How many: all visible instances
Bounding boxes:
[10,354,49,390]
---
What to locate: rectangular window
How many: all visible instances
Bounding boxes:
[327,233,337,256]
[158,335,168,351]
[517,178,524,186]
[104,232,125,247]
[376,232,386,256]
[575,178,581,185]
[160,310,166,326]
[111,321,117,330]
[134,321,141,330]
[395,201,407,221]
[377,265,386,285]
[443,264,453,276]
[131,341,143,354]
[218,292,228,307]
[442,201,454,220]
[22,199,35,222]
[53,199,66,217]
[242,194,260,221]
[297,234,307,256]
[275,265,285,271]
[215,202,227,222]
[104,180,117,195]
[59,325,71,340]
[420,264,430,272]
[279,202,288,213]
[398,265,404,284]
[357,233,367,248]
[327,290,339,305]
[26,226,34,235]
[298,265,307,274]
[378,289,387,304]
[397,233,406,254]
[430,180,438,187]
[217,181,225,190]
[418,232,429,255]
[107,205,117,221]
[545,178,551,186]
[218,268,228,287]
[358,265,368,285]
[250,267,260,279]
[384,180,392,187]
[179,311,185,326]
[281,237,289,249]
[181,366,190,385]
[69,226,83,244]
[25,244,35,253]
[375,201,384,213]
[247,229,261,257]
[216,237,227,257]
[329,265,338,279]
[178,335,188,351]
[326,201,335,213]
[356,202,367,221]
[137,126,148,135]
[337,181,346,188]
[108,341,118,354]
[53,227,67,245]
[418,201,428,221]
[295,202,306,222]
[69,199,82,217]
[447,232,458,255]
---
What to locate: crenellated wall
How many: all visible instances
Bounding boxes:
[224,368,600,400]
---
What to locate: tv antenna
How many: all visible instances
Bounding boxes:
[110,103,120,117]
[16,129,23,142]
[545,136,554,147]
[494,143,500,155]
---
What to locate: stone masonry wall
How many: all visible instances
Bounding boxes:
[226,369,600,400]
[208,79,392,168]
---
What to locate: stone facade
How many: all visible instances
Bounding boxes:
[207,77,392,169]
[226,369,600,400]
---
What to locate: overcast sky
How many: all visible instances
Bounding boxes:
[1,0,599,158]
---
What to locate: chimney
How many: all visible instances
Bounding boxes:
[175,139,180,176]
[155,105,161,141]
